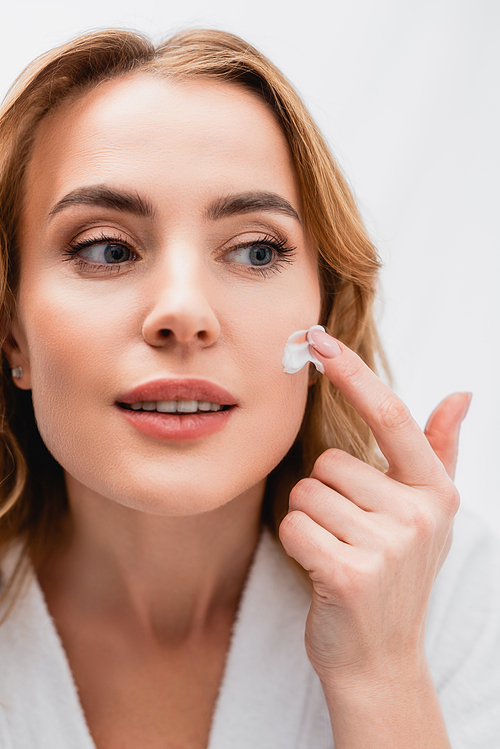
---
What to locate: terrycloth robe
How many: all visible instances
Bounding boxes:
[1,506,499,748]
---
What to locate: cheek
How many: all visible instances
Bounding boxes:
[224,289,318,437]
[19,281,129,459]
[21,269,139,380]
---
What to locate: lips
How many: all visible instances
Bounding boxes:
[115,378,238,441]
[116,378,238,407]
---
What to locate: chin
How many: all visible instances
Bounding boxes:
[113,485,243,518]
[64,459,267,518]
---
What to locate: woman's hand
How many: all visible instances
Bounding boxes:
[279,330,470,747]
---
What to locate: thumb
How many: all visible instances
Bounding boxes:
[424,392,472,480]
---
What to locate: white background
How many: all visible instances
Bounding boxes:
[1,0,498,537]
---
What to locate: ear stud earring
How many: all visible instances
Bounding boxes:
[11,366,23,379]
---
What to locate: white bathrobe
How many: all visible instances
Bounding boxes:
[1,506,499,748]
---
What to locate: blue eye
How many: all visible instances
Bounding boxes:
[223,235,297,277]
[78,242,132,264]
[226,244,274,266]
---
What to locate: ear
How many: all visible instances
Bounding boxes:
[2,316,32,390]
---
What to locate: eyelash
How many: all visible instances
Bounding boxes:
[227,234,297,277]
[62,232,137,275]
[62,232,297,277]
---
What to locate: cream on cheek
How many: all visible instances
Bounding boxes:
[213,288,317,457]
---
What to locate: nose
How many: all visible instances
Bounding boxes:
[142,252,221,348]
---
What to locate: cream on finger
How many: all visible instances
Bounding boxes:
[282,324,326,374]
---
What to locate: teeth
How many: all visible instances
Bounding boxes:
[176,400,198,413]
[128,400,225,413]
[156,400,177,413]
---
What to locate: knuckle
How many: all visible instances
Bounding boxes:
[313,448,345,476]
[402,500,437,541]
[376,394,413,432]
[337,355,366,385]
[288,478,321,510]
[439,483,461,516]
[279,509,305,541]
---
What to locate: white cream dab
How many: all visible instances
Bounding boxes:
[282,325,326,375]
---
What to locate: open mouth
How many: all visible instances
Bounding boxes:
[117,400,233,414]
[115,380,237,440]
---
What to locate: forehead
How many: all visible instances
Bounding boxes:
[23,73,301,220]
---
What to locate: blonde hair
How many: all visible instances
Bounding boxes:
[0,28,384,607]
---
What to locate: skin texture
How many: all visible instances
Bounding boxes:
[4,73,468,749]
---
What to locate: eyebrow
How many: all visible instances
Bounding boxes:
[47,186,301,225]
[48,186,155,220]
[206,191,302,225]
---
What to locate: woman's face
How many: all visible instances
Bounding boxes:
[11,73,321,516]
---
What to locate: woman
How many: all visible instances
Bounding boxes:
[0,28,498,749]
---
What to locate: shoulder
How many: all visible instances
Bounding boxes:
[0,542,34,645]
[0,547,95,749]
[0,548,53,737]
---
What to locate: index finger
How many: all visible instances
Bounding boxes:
[308,329,445,486]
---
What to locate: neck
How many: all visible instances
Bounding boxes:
[38,475,265,643]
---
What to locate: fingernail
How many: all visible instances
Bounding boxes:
[308,329,342,358]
